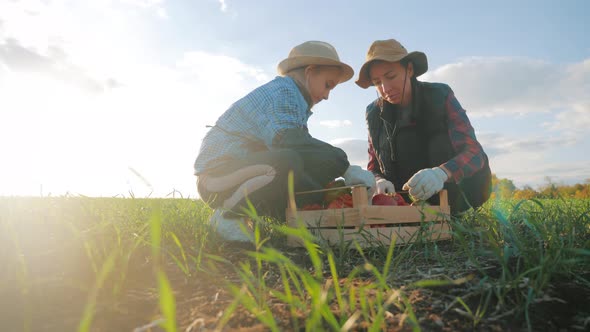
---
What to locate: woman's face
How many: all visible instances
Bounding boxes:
[369,61,414,107]
[305,66,342,106]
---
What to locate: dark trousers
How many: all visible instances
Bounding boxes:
[197,149,327,221]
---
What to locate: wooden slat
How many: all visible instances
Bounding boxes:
[286,222,451,247]
[294,184,364,195]
[352,186,368,208]
[286,208,362,228]
[287,207,449,228]
[362,205,450,224]
[285,189,452,247]
[439,190,449,210]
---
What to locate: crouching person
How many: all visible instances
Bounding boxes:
[194,41,375,245]
[355,38,492,215]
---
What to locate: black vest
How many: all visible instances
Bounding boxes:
[366,81,491,213]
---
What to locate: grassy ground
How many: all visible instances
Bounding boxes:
[1,195,589,331]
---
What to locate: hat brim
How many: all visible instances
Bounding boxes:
[355,51,427,89]
[277,56,354,83]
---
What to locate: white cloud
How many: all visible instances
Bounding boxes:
[0,0,69,51]
[492,158,590,189]
[0,38,117,94]
[121,0,164,8]
[116,0,169,18]
[0,0,166,79]
[0,1,268,197]
[422,56,590,124]
[543,105,590,135]
[421,56,590,187]
[218,0,228,12]
[0,50,269,197]
[479,129,589,187]
[319,120,352,128]
[178,51,268,86]
[477,132,580,158]
[330,138,369,168]
[155,8,168,19]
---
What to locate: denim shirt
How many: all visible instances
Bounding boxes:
[194,76,312,174]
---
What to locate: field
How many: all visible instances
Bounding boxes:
[1,195,589,331]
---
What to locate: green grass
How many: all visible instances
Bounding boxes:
[0,195,589,331]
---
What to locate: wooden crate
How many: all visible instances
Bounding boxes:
[285,187,451,247]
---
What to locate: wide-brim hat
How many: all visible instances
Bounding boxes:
[355,39,428,89]
[277,41,354,83]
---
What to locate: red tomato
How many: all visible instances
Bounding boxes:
[372,193,398,206]
[324,179,351,203]
[327,193,353,209]
[300,203,323,211]
[393,193,409,206]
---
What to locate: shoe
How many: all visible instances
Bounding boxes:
[209,210,254,244]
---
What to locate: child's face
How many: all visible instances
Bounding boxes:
[305,66,342,106]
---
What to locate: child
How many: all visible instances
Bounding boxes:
[194,41,375,244]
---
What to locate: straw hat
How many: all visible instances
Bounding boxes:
[355,39,428,89]
[277,41,354,83]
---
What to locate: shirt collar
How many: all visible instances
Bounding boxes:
[292,78,313,113]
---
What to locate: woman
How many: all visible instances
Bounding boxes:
[194,41,375,243]
[356,39,491,214]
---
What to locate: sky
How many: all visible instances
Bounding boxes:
[0,0,589,198]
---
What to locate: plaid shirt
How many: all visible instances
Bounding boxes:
[368,91,486,183]
[194,76,312,174]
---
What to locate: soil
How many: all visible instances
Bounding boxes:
[2,241,589,332]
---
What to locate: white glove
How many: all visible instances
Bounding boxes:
[376,178,395,195]
[402,167,448,201]
[343,165,376,191]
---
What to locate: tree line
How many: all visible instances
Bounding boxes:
[491,175,590,200]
